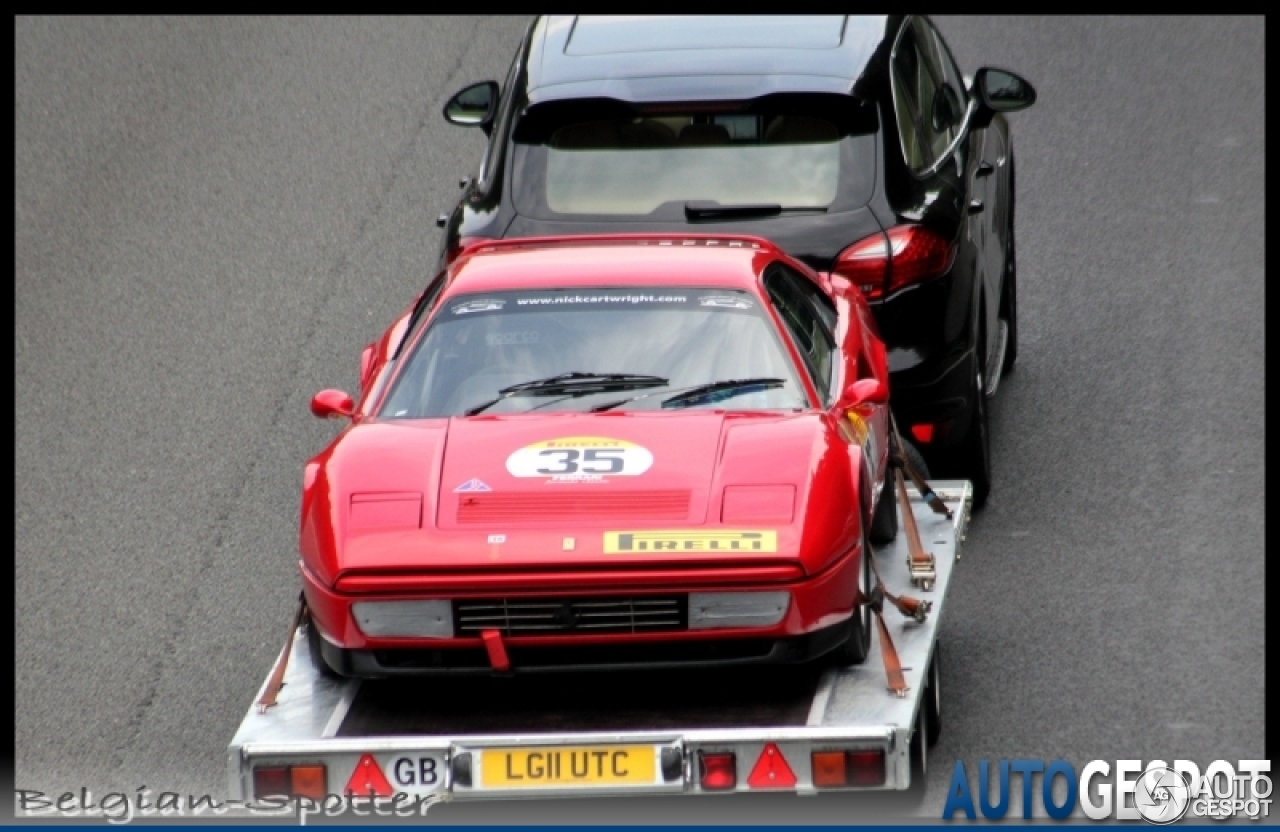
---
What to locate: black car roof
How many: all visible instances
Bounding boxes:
[523,15,896,106]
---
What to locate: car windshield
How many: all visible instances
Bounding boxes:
[377,287,809,419]
[509,98,878,218]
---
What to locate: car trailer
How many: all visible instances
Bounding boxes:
[228,479,971,806]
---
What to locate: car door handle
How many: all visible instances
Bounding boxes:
[975,161,995,177]
[968,200,985,215]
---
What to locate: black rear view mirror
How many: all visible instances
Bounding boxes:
[968,67,1036,130]
[443,81,500,130]
[973,68,1036,113]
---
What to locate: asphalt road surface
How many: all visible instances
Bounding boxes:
[15,16,1264,824]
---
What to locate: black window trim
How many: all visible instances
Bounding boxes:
[477,31,529,195]
[890,15,977,180]
[392,271,450,361]
[762,263,839,406]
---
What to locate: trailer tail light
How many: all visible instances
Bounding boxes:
[810,751,848,787]
[809,749,886,788]
[834,226,956,301]
[698,752,737,790]
[290,765,328,800]
[253,767,289,799]
[253,764,328,800]
[848,749,887,786]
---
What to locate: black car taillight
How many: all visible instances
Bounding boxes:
[833,226,956,301]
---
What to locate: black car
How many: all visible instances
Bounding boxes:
[435,15,1035,508]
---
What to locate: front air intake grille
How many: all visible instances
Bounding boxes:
[456,490,691,523]
[454,596,687,636]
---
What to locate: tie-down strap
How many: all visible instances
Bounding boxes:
[887,418,941,591]
[862,542,934,697]
[256,592,308,713]
[889,413,953,521]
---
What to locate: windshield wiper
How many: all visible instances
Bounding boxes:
[661,378,786,409]
[462,372,669,416]
[591,377,787,412]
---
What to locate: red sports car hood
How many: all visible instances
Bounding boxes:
[305,411,862,580]
[437,416,722,529]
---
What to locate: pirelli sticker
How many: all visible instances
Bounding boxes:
[603,530,778,554]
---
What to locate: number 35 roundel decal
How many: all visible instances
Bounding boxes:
[506,437,653,479]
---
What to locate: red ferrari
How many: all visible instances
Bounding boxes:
[300,234,896,677]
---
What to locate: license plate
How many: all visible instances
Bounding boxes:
[381,753,448,796]
[480,745,656,789]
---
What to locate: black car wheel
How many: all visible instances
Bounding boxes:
[831,524,874,666]
[868,476,898,545]
[870,437,931,544]
[906,701,929,800]
[899,436,931,480]
[306,616,341,679]
[955,318,993,510]
[1000,157,1019,375]
[923,642,942,747]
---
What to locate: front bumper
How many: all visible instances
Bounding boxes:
[302,549,860,677]
[315,621,853,676]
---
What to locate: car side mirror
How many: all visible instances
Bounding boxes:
[974,67,1036,113]
[311,389,355,420]
[443,81,499,130]
[838,377,888,410]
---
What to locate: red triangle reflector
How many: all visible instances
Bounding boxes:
[345,753,394,797]
[747,742,797,789]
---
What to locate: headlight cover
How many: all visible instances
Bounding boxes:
[352,600,453,638]
[688,591,790,630]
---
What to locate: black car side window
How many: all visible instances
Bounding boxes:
[891,17,956,172]
[916,18,968,150]
[890,23,928,172]
[764,265,837,403]
[785,267,840,394]
[920,18,968,109]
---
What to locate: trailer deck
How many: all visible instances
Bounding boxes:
[228,481,971,804]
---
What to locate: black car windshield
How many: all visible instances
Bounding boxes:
[509,97,878,219]
[377,288,809,419]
